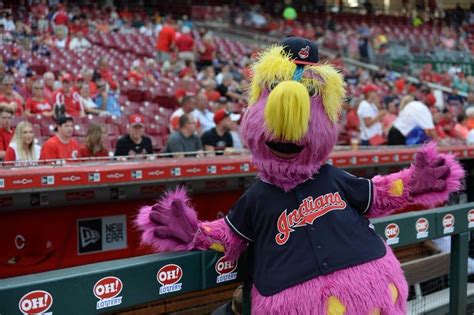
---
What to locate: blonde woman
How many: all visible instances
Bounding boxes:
[78,124,109,158]
[4,121,41,163]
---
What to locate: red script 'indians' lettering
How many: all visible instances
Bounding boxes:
[275,192,346,245]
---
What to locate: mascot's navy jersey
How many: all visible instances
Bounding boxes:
[225,164,386,296]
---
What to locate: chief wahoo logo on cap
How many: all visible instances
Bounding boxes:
[298,46,310,59]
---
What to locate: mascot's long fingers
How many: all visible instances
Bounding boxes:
[433,165,450,179]
[149,211,168,226]
[171,199,199,237]
[135,187,201,252]
[154,226,193,243]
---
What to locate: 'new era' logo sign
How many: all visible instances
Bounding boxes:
[0,178,4,188]
[41,176,55,185]
[207,166,216,174]
[240,164,249,172]
[89,173,100,182]
[171,168,181,176]
[131,170,142,179]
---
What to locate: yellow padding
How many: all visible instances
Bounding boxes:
[389,179,404,197]
[210,243,224,252]
[389,283,399,304]
[327,296,346,315]
[369,309,381,315]
[264,81,310,142]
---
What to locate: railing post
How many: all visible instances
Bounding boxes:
[449,232,469,314]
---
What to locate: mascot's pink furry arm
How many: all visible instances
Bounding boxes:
[136,37,464,314]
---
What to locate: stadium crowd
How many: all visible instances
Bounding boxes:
[0,2,474,166]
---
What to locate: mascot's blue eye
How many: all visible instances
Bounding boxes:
[307,85,316,97]
[270,82,280,91]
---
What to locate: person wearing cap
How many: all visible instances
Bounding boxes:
[52,73,85,118]
[114,114,153,157]
[357,84,386,145]
[0,74,24,116]
[193,91,215,133]
[169,94,200,133]
[164,113,203,158]
[388,96,440,145]
[201,109,235,156]
[40,116,81,161]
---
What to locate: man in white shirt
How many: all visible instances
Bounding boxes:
[193,91,215,133]
[388,97,439,145]
[69,31,91,52]
[357,84,386,145]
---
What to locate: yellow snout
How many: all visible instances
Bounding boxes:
[264,81,310,142]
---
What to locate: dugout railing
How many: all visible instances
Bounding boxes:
[1,202,474,315]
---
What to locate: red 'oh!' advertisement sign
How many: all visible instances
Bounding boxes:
[93,276,123,310]
[18,290,53,314]
[384,223,400,245]
[215,256,238,284]
[157,264,183,295]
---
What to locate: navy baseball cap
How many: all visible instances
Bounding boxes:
[281,37,319,65]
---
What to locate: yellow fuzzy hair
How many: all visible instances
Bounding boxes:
[264,80,310,141]
[249,45,346,123]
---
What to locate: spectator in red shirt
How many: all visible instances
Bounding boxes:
[176,26,195,62]
[156,18,176,62]
[197,33,215,69]
[79,124,109,158]
[128,60,145,86]
[43,72,56,102]
[97,58,119,91]
[51,4,69,29]
[438,108,456,138]
[40,116,81,161]
[52,73,85,118]
[25,80,53,117]
[4,121,41,164]
[0,75,24,116]
[0,106,14,160]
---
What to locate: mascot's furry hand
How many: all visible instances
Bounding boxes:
[135,187,239,254]
[409,152,451,196]
[135,188,205,252]
[149,195,198,246]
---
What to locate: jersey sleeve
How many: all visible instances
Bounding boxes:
[336,168,373,214]
[225,190,254,242]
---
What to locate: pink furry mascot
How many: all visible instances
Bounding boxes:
[136,37,464,314]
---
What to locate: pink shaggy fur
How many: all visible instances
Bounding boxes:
[135,59,464,314]
[251,243,407,314]
[368,142,465,218]
[134,188,247,258]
